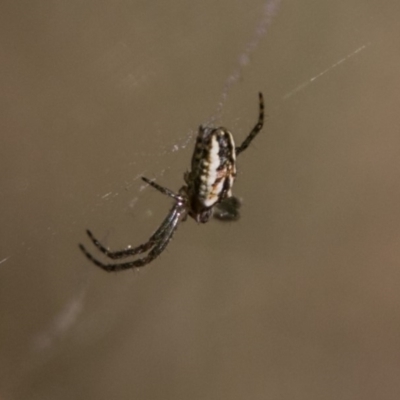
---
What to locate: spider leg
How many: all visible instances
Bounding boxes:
[142,177,182,201]
[84,177,181,261]
[80,200,182,260]
[120,207,184,269]
[80,205,186,272]
[235,92,264,156]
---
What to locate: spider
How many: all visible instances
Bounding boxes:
[79,92,264,272]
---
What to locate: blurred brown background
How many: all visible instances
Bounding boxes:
[1,1,400,399]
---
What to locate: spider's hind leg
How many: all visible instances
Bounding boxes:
[235,92,265,156]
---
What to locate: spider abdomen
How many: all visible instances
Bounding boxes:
[79,92,264,270]
[186,127,237,222]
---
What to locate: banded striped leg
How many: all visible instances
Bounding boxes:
[79,203,186,271]
[235,92,264,156]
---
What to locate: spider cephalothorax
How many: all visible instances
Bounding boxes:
[79,92,264,271]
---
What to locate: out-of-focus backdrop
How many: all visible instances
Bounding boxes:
[1,1,400,399]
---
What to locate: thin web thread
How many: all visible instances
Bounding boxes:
[206,0,281,126]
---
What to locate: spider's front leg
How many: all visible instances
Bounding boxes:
[79,203,186,272]
[81,229,154,260]
[79,201,180,262]
[80,178,182,263]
